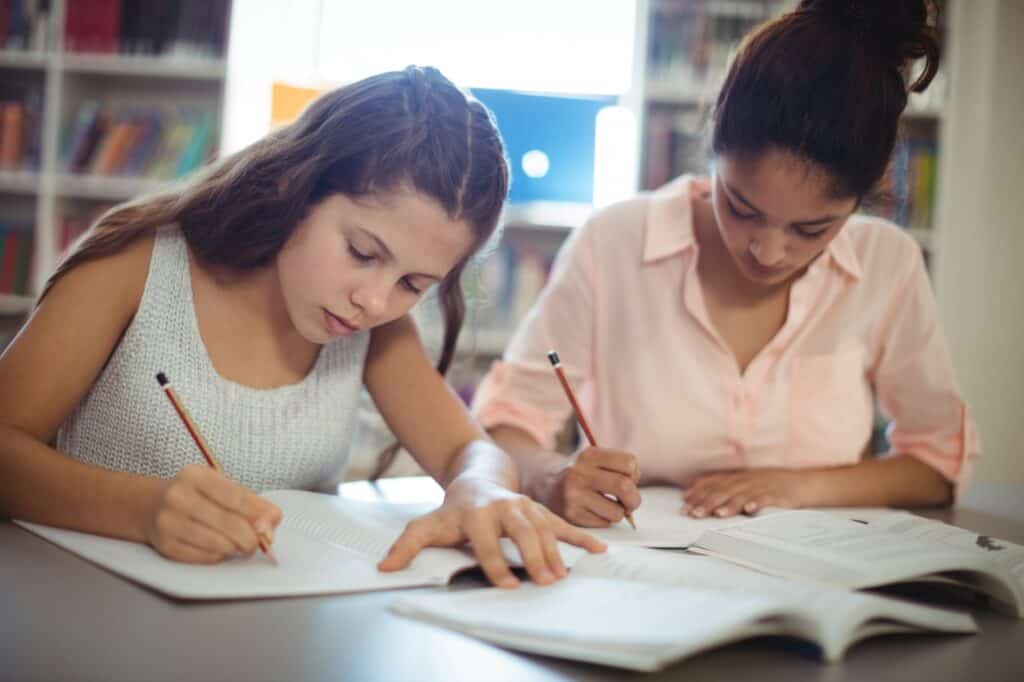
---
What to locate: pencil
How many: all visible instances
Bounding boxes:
[155,372,277,564]
[547,351,637,530]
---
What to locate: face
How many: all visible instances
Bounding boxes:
[711,149,858,286]
[276,188,475,344]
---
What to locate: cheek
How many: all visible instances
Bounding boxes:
[715,211,751,252]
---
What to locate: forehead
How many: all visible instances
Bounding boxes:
[346,189,477,275]
[717,150,856,217]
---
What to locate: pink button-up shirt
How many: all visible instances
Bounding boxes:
[472,176,977,495]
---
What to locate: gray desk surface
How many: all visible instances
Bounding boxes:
[3,480,1023,682]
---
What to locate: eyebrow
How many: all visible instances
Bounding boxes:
[357,227,443,281]
[724,182,841,228]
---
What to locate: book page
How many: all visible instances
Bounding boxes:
[392,576,785,671]
[583,487,901,548]
[14,492,469,600]
[868,513,1024,579]
[692,510,995,587]
[570,547,976,659]
[264,490,479,581]
[15,516,453,600]
[14,490,592,600]
[585,486,753,547]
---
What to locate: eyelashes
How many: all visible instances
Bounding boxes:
[348,244,373,262]
[725,200,828,239]
[347,244,423,295]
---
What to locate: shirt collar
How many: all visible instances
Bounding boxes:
[643,175,708,264]
[824,222,863,280]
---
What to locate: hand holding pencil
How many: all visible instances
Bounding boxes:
[547,351,640,530]
[148,372,281,565]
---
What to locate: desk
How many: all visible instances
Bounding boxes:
[3,481,1022,682]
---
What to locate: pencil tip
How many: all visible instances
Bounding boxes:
[156,372,168,386]
[547,350,560,366]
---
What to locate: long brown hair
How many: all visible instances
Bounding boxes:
[711,0,940,199]
[43,65,509,478]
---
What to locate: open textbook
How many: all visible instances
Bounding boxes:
[689,509,1024,618]
[14,490,583,600]
[392,546,977,672]
[587,485,908,548]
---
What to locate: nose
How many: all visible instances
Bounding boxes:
[351,276,390,320]
[749,229,787,267]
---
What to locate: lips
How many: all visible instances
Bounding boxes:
[323,308,359,337]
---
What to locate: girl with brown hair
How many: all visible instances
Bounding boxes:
[0,66,603,588]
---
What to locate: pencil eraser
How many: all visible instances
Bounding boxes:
[156,372,169,386]
[547,351,560,366]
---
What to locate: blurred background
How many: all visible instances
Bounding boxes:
[0,1,1019,506]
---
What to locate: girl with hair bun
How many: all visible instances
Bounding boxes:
[475,1,976,525]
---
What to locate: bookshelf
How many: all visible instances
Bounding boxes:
[0,0,230,319]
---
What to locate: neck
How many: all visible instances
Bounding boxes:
[193,254,298,338]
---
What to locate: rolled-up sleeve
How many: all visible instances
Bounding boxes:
[873,246,979,499]
[472,222,598,450]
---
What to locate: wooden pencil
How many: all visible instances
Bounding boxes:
[547,351,637,530]
[156,372,277,563]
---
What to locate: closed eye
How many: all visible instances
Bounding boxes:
[400,276,423,295]
[348,244,374,263]
[793,226,830,239]
[726,199,758,221]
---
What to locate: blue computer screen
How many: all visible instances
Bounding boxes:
[471,88,615,205]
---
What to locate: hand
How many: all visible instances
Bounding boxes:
[542,446,641,527]
[682,468,809,518]
[143,464,282,563]
[378,477,606,588]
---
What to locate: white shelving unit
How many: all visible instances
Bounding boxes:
[0,0,229,304]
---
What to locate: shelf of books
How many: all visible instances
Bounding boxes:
[0,0,230,317]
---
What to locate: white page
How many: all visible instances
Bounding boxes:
[16,518,457,600]
[585,486,763,547]
[394,547,975,670]
[14,490,591,600]
[14,491,474,599]
[691,510,999,589]
[583,486,902,548]
[868,513,1024,578]
[570,546,975,653]
[393,576,786,671]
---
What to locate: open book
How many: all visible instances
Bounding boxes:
[689,509,1024,618]
[392,546,977,672]
[587,485,908,548]
[13,490,583,600]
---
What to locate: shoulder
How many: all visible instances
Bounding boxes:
[842,214,925,282]
[45,229,157,321]
[567,194,657,270]
[572,195,648,245]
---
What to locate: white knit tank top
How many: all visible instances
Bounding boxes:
[56,226,370,492]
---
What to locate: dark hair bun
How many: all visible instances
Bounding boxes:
[797,0,939,92]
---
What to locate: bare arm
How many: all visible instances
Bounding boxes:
[0,236,278,561]
[364,317,604,586]
[0,236,160,537]
[683,455,952,518]
[362,315,517,489]
[489,424,640,528]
